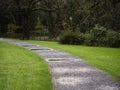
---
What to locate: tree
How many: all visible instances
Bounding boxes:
[0,0,119,39]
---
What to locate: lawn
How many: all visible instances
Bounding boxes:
[0,42,53,90]
[27,40,120,82]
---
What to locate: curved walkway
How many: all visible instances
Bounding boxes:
[0,38,120,90]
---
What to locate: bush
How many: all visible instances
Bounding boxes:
[59,25,120,48]
[7,23,19,33]
[59,31,85,45]
[90,24,107,46]
[84,33,93,46]
[84,24,120,47]
[84,24,107,46]
[105,30,120,47]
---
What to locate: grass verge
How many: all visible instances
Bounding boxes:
[0,42,53,90]
[27,40,120,82]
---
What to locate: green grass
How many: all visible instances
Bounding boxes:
[0,42,53,90]
[27,40,120,82]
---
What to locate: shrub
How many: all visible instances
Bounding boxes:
[84,24,107,46]
[6,23,21,38]
[84,24,120,47]
[59,25,120,48]
[84,33,93,46]
[7,23,19,33]
[59,31,85,45]
[105,30,120,47]
[90,24,107,46]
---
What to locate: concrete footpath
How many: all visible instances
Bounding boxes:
[0,38,120,90]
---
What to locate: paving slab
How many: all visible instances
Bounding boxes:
[0,38,120,90]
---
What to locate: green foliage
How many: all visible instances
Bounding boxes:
[59,24,120,48]
[35,18,44,31]
[105,30,120,47]
[1,0,120,39]
[91,24,107,37]
[85,24,120,47]
[31,18,49,37]
[59,31,85,45]
[85,24,107,46]
[84,33,93,46]
[6,23,21,38]
[7,23,19,33]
